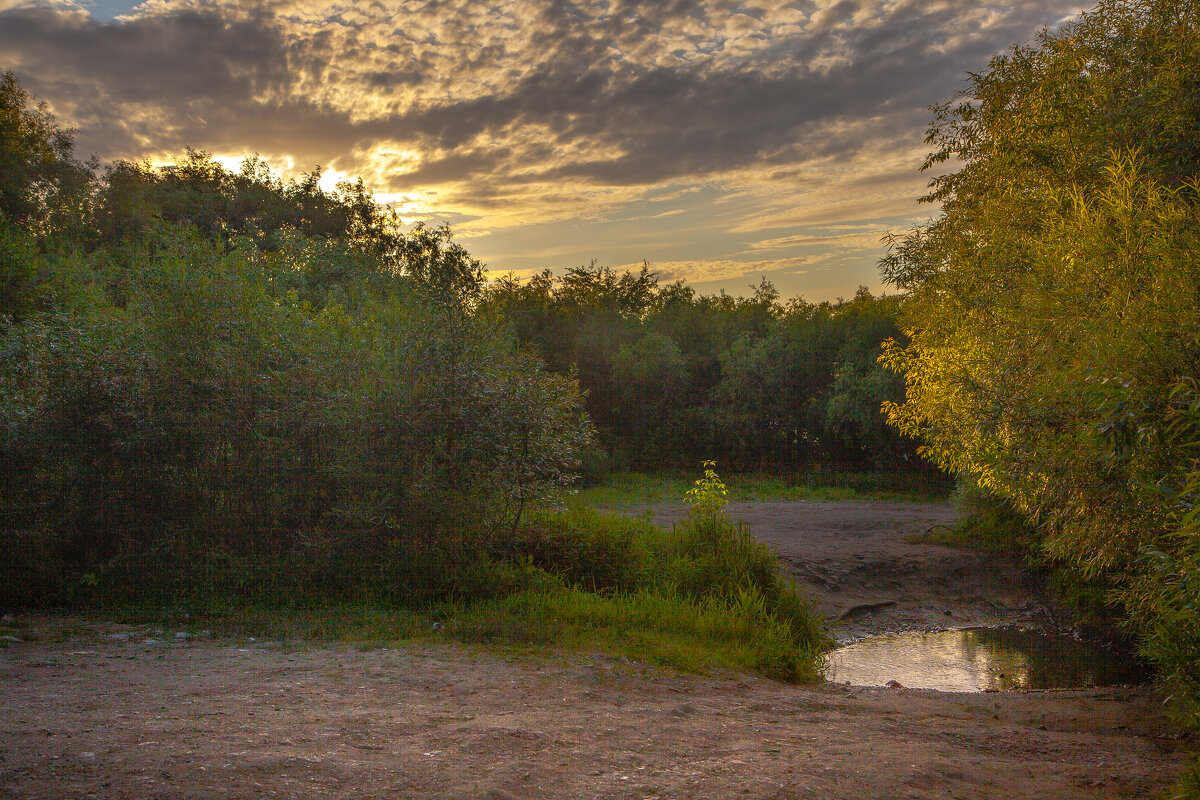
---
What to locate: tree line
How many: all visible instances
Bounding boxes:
[483,266,928,477]
[0,67,929,612]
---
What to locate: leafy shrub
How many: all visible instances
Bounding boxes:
[0,223,593,608]
[510,507,656,593]
[683,460,729,517]
[1126,380,1200,734]
[501,463,829,659]
[879,0,1200,738]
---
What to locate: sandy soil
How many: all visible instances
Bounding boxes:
[0,501,1189,799]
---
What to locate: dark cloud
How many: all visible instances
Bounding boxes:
[1,6,289,101]
[0,5,295,158]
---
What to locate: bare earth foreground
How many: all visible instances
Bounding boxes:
[1,501,1188,799]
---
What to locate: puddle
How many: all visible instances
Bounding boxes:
[824,627,1149,692]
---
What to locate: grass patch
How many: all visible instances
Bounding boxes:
[0,601,434,647]
[495,503,830,682]
[9,579,826,684]
[96,599,433,645]
[3,508,831,684]
[447,584,824,682]
[571,469,951,510]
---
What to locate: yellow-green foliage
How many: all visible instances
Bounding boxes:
[684,460,729,517]
[881,0,1200,736]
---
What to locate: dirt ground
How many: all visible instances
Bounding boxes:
[638,501,1046,641]
[1,501,1190,799]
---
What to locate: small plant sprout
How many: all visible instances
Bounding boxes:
[684,460,729,517]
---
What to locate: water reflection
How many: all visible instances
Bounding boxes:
[824,627,1148,692]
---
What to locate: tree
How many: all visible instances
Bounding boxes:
[880,0,1200,731]
[483,266,920,472]
[0,72,94,320]
[95,150,405,264]
[0,71,92,234]
[0,80,595,605]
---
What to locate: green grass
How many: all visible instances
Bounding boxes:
[0,603,430,647]
[6,581,826,683]
[569,468,952,510]
[108,599,434,644]
[446,584,825,682]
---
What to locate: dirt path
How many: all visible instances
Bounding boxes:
[0,501,1188,799]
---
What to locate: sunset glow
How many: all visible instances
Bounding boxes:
[0,0,1086,298]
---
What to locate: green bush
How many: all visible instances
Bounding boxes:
[0,223,593,608]
[496,464,829,660]
[879,0,1200,739]
[511,507,656,593]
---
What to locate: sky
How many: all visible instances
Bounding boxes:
[0,0,1086,300]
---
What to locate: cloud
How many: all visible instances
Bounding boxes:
[745,229,884,253]
[0,0,1086,295]
[1,1,1082,179]
[618,255,826,285]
